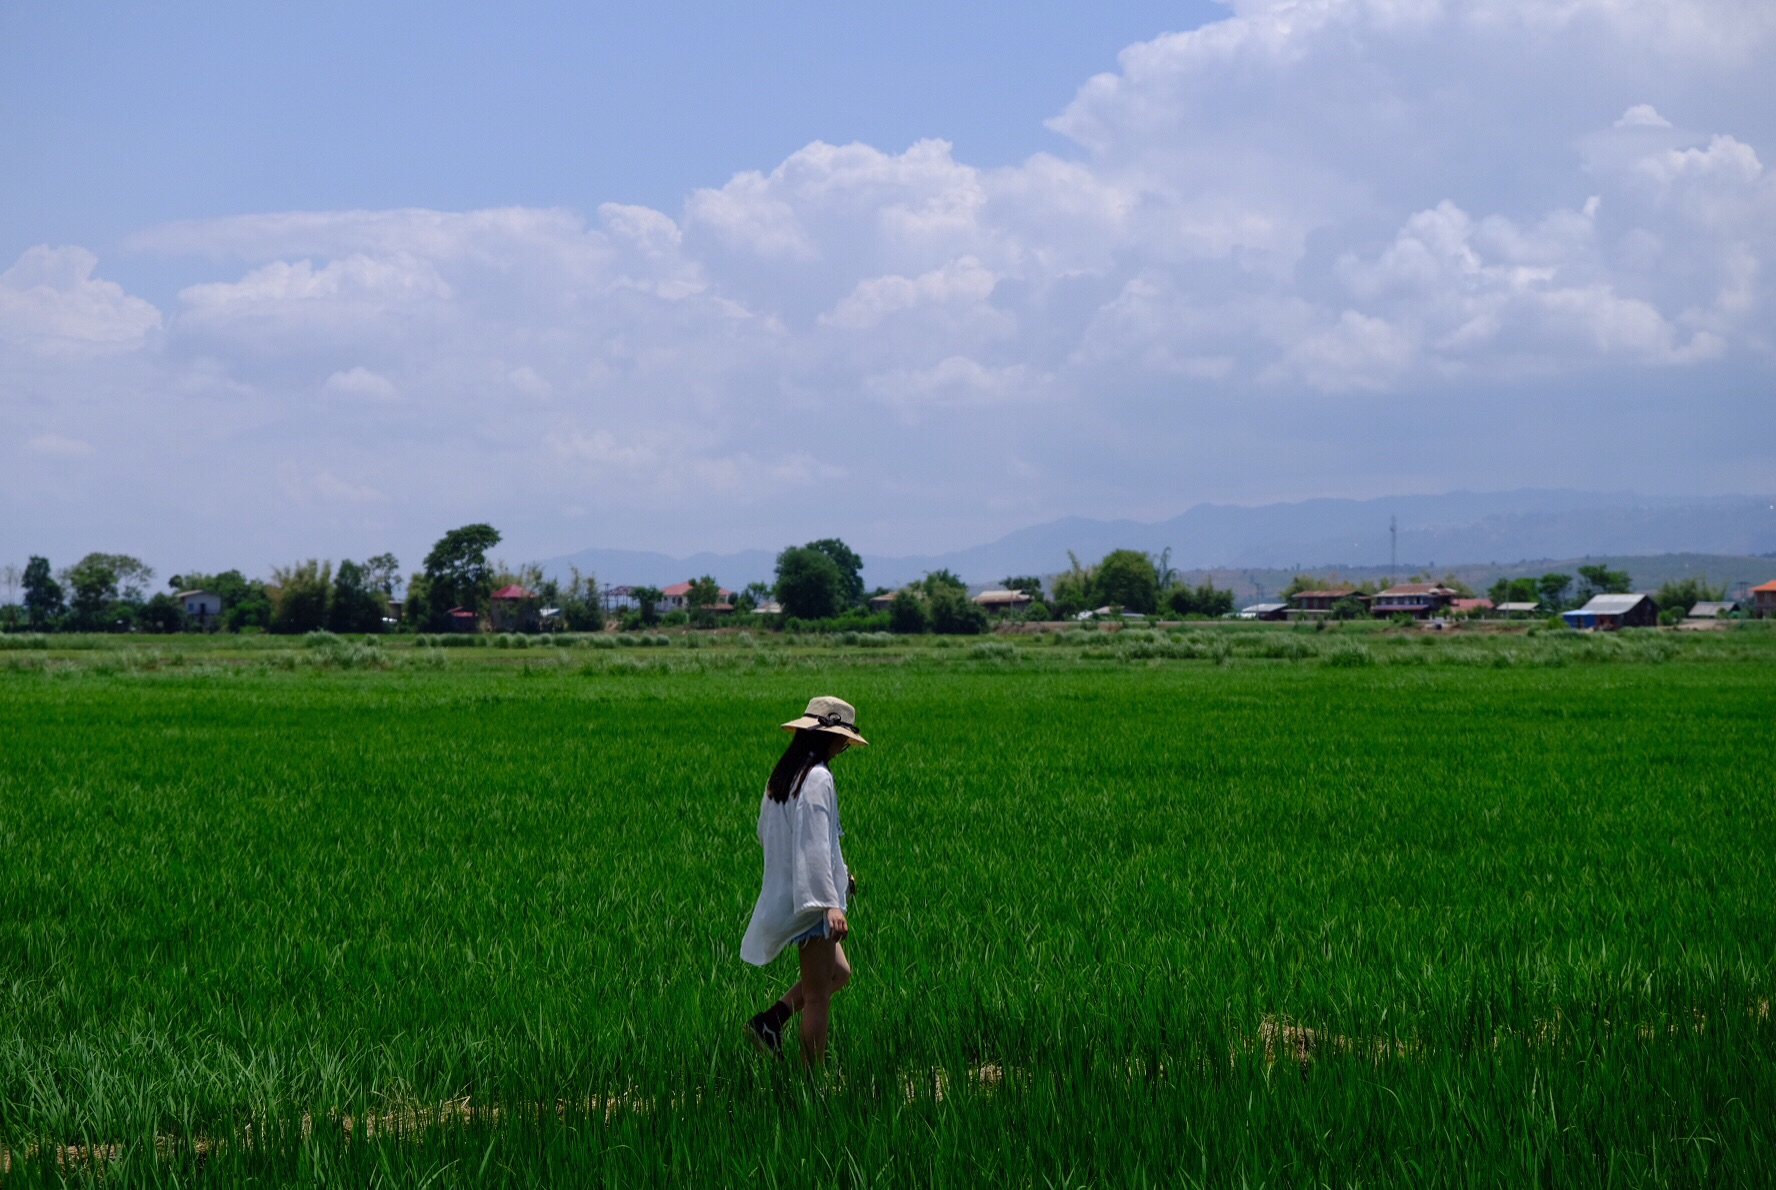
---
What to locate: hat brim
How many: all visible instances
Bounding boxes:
[781,717,869,746]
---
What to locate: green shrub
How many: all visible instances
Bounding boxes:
[1322,643,1374,668]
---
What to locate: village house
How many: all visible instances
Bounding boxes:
[1561,593,1657,630]
[175,588,222,629]
[972,589,1034,614]
[1288,589,1363,618]
[1451,597,1494,616]
[1370,583,1460,619]
[1495,601,1540,617]
[490,584,541,632]
[1754,580,1776,617]
[447,607,479,632]
[1238,602,1289,621]
[658,581,735,612]
[866,591,899,612]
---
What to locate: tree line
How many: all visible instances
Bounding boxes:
[2,531,1240,636]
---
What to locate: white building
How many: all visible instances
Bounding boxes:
[176,589,222,626]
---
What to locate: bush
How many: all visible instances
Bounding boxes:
[888,591,929,634]
[784,611,893,634]
[1389,613,1416,628]
[302,630,342,648]
[1023,601,1051,622]
[928,589,989,635]
[1322,644,1374,668]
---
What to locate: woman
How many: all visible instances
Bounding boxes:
[741,695,866,1064]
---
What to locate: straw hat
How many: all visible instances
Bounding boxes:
[781,695,869,746]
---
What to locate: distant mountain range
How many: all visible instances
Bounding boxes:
[537,490,1776,591]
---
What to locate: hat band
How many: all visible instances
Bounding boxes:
[811,712,856,731]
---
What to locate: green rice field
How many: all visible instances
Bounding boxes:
[1,623,1773,1185]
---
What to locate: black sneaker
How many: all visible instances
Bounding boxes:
[746,1011,785,1059]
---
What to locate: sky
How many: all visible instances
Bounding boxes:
[3,0,1774,580]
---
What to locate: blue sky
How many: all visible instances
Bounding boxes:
[3,1,1774,578]
[2,2,1213,294]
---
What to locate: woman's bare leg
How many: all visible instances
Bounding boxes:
[795,939,851,1064]
[779,943,849,1016]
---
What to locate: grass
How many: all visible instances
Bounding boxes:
[0,626,1772,1184]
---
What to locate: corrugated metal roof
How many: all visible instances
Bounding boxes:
[1376,583,1458,596]
[1496,601,1540,612]
[1242,603,1287,613]
[1688,601,1737,616]
[1576,593,1651,614]
[491,585,534,599]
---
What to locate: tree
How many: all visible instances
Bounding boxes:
[1436,573,1476,598]
[1281,574,1325,600]
[928,586,988,635]
[1577,564,1632,601]
[1489,576,1539,606]
[630,586,664,626]
[918,568,967,598]
[139,593,189,634]
[741,581,772,612]
[63,556,117,631]
[0,563,20,609]
[1094,549,1159,615]
[559,567,604,631]
[1167,580,1234,618]
[1537,573,1573,611]
[888,590,928,634]
[1152,548,1178,593]
[775,547,845,620]
[62,553,152,632]
[1001,575,1046,603]
[271,560,332,634]
[363,553,402,599]
[1653,576,1725,613]
[23,556,64,629]
[687,575,721,608]
[1330,594,1369,620]
[328,559,386,633]
[421,524,502,630]
[1050,553,1096,619]
[804,538,865,608]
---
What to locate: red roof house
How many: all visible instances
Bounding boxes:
[1753,579,1776,617]
[659,581,735,611]
[490,585,540,632]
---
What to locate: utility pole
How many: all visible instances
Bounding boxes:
[1389,516,1397,579]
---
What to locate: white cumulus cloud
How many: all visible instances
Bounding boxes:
[5,0,1775,563]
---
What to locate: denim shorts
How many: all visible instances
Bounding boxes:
[790,914,832,945]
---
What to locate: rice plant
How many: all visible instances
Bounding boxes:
[0,633,1771,1183]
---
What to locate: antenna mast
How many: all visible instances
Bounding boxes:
[1389,515,1397,578]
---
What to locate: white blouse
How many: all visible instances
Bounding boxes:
[740,763,849,966]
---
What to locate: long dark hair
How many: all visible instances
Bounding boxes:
[766,729,832,803]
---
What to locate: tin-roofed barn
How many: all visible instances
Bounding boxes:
[1496,601,1540,617]
[972,589,1033,614]
[1561,593,1656,630]
[1687,600,1739,620]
